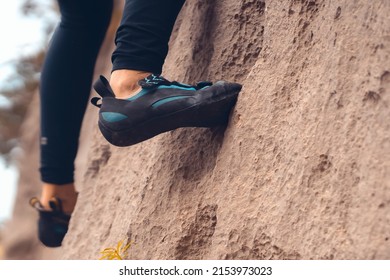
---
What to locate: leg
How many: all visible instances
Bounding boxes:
[109,0,186,98]
[91,0,241,147]
[39,0,113,213]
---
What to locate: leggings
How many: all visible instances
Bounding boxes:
[40,0,186,184]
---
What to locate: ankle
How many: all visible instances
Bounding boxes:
[41,183,78,214]
[110,69,151,99]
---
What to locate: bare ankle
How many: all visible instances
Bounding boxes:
[41,183,78,214]
[110,69,151,99]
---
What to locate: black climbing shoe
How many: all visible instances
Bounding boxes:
[30,197,71,247]
[91,74,242,147]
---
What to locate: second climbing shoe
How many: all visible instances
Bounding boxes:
[30,197,71,247]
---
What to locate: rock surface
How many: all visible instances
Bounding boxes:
[3,0,390,259]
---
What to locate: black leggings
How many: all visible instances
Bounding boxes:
[40,0,185,184]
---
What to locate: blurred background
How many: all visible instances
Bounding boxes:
[0,0,120,259]
[0,0,57,234]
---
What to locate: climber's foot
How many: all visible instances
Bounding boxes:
[30,183,78,247]
[91,74,242,147]
[30,196,71,247]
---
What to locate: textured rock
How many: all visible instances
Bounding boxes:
[63,0,390,259]
[4,0,390,259]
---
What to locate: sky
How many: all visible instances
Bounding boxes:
[0,0,57,93]
[0,158,18,224]
[0,0,58,224]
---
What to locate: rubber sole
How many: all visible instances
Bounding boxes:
[98,84,240,147]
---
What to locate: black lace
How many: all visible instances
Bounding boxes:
[139,74,213,90]
[91,74,213,108]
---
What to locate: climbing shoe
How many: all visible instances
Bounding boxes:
[91,74,242,147]
[30,197,71,247]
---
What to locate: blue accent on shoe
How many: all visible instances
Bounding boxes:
[127,85,196,101]
[127,88,151,101]
[157,85,196,91]
[175,82,193,87]
[54,226,67,234]
[101,112,128,122]
[152,96,190,108]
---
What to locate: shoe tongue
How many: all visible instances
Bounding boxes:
[138,74,171,89]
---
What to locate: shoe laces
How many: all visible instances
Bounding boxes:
[91,74,213,108]
[139,74,212,90]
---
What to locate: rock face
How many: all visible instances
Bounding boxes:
[4,0,390,259]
